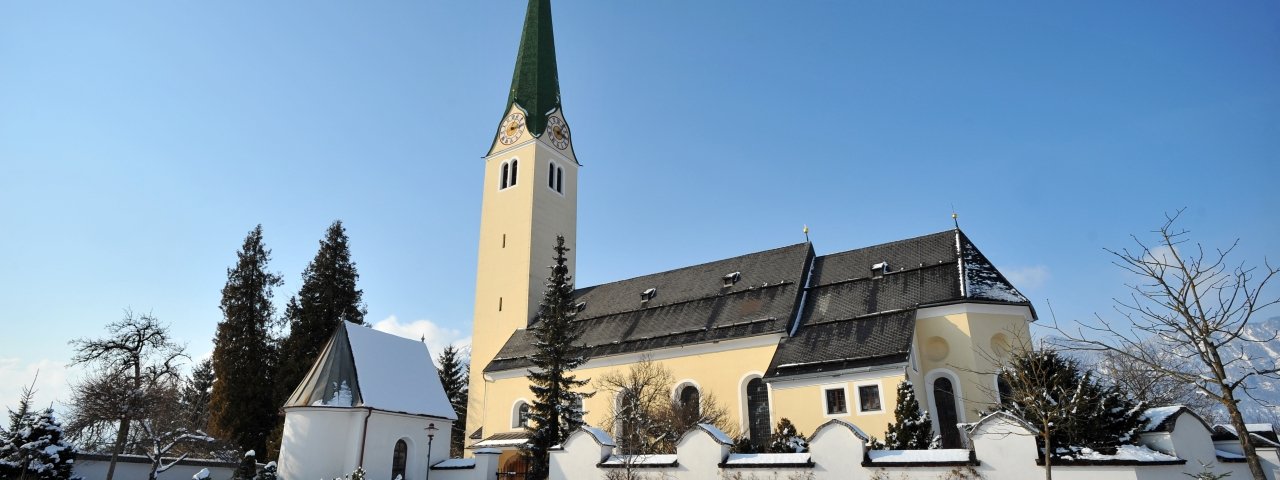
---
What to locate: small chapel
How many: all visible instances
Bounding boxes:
[464,0,1036,473]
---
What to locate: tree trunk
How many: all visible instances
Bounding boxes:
[105,416,131,480]
[1223,391,1267,480]
[1042,429,1052,480]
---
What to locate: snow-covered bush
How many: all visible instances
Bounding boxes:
[768,418,809,453]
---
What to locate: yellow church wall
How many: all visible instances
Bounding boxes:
[767,368,908,441]
[468,104,581,444]
[476,335,783,442]
[912,304,1034,423]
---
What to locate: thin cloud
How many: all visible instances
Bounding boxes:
[0,358,73,414]
[1004,265,1050,290]
[371,315,471,367]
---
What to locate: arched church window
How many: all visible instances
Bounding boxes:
[548,162,556,189]
[746,378,770,445]
[996,374,1013,405]
[615,388,642,455]
[509,159,519,186]
[933,377,961,448]
[556,166,563,193]
[513,400,531,428]
[678,384,700,419]
[391,439,408,480]
[500,162,510,189]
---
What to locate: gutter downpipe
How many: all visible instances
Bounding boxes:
[357,407,374,467]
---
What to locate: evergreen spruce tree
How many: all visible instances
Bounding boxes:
[521,236,592,480]
[209,225,284,458]
[180,358,215,432]
[276,221,366,403]
[1,407,78,480]
[232,450,257,480]
[254,461,278,480]
[998,348,1146,458]
[883,381,934,450]
[767,418,809,453]
[272,221,366,455]
[437,345,469,458]
[0,383,36,478]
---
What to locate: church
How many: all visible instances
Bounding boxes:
[464,0,1035,472]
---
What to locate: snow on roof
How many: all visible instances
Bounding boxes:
[471,437,529,448]
[697,423,734,445]
[867,450,971,463]
[723,453,810,465]
[344,323,457,419]
[1216,450,1244,460]
[1245,424,1276,433]
[581,427,616,447]
[1141,405,1185,432]
[601,454,678,466]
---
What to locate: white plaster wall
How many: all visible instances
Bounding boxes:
[74,458,236,480]
[362,411,453,480]
[280,407,366,480]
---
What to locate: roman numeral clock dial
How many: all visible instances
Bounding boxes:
[547,116,570,149]
[499,112,526,145]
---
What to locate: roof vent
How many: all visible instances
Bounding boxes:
[640,288,657,303]
[722,272,741,288]
[574,301,587,313]
[871,261,890,278]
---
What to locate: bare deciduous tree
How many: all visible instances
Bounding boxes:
[596,357,736,459]
[68,310,187,480]
[1053,211,1279,480]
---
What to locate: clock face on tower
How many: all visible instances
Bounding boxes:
[547,116,570,150]
[499,112,526,145]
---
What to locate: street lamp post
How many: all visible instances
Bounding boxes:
[425,423,438,480]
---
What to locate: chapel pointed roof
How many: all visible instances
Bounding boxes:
[283,322,456,420]
[504,0,561,137]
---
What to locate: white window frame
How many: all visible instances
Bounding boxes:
[499,158,519,191]
[853,380,885,415]
[821,384,849,418]
[511,398,531,429]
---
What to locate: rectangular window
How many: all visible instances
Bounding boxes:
[824,388,847,415]
[858,385,883,413]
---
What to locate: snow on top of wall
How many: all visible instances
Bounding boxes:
[1073,445,1179,462]
[345,323,457,419]
[1141,406,1184,432]
[582,427,616,447]
[697,423,734,445]
[866,450,971,463]
[432,458,476,469]
[601,454,678,466]
[724,453,810,465]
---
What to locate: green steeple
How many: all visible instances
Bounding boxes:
[505,0,561,137]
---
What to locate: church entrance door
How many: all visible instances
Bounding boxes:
[500,455,528,480]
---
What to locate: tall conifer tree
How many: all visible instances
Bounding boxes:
[209,225,283,457]
[522,236,591,480]
[275,221,366,413]
[883,381,934,450]
[437,345,469,458]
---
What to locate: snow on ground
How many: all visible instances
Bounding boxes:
[867,450,971,463]
[723,453,811,465]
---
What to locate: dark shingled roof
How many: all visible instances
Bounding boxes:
[483,229,1034,379]
[485,243,813,372]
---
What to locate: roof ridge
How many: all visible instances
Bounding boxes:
[571,281,796,322]
[816,229,957,260]
[574,242,811,293]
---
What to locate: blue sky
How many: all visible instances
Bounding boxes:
[2,1,1277,412]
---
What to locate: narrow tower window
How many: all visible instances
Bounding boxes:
[548,162,556,189]
[556,166,563,193]
[509,159,518,186]
[500,162,510,189]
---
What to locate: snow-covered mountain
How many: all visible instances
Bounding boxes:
[1225,315,1280,427]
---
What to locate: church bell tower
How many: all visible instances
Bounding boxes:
[466,0,579,442]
